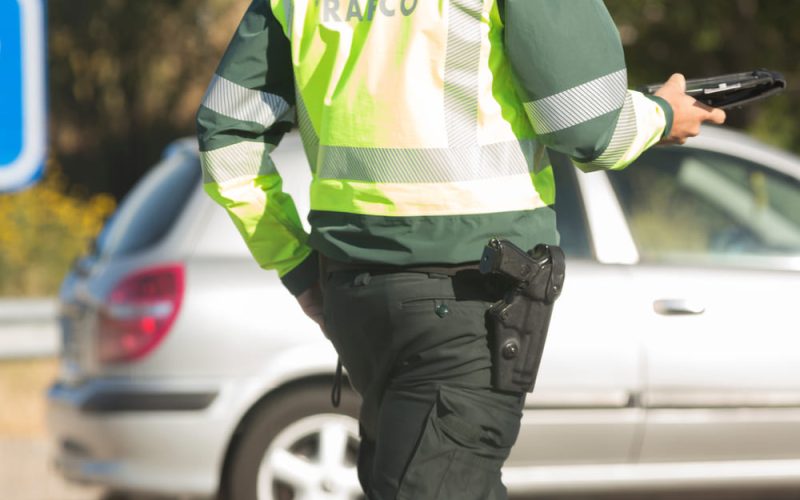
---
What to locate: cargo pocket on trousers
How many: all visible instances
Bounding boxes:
[396,386,510,500]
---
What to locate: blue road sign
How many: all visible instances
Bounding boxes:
[0,0,46,191]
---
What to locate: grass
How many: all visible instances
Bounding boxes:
[0,357,59,438]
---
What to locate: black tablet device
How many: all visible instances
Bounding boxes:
[640,69,786,109]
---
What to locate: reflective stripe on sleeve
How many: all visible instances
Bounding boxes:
[575,90,666,172]
[580,92,637,170]
[200,141,277,184]
[202,74,292,128]
[524,69,627,135]
[310,173,548,217]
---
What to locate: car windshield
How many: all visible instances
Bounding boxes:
[97,151,200,257]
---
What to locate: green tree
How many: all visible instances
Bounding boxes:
[48,0,249,199]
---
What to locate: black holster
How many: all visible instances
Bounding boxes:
[480,240,566,393]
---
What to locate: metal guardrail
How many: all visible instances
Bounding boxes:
[0,298,59,359]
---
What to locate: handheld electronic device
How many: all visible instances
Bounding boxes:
[640,69,786,109]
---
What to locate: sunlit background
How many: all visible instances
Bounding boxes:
[2,1,800,499]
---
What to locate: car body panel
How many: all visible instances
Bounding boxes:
[509,261,644,466]
[49,378,238,496]
[634,264,800,463]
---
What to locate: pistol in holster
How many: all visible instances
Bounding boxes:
[479,238,566,393]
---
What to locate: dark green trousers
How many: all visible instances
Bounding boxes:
[322,269,526,500]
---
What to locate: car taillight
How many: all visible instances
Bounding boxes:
[97,264,185,363]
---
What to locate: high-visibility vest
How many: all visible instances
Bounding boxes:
[197,0,669,294]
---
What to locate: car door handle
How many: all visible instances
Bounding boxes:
[653,299,705,316]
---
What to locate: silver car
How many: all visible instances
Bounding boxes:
[48,127,800,499]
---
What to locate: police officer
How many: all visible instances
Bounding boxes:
[197,1,725,498]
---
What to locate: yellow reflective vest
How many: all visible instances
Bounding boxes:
[197,0,670,294]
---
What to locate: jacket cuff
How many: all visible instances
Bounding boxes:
[646,94,673,139]
[280,251,319,296]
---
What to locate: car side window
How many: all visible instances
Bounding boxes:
[607,147,800,264]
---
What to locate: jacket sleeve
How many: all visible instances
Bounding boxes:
[503,0,673,172]
[196,0,317,296]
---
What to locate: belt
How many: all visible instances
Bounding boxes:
[319,255,503,303]
[320,255,481,277]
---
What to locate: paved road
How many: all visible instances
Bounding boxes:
[4,435,799,500]
[0,437,179,500]
[0,437,103,500]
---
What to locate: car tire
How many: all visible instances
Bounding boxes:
[224,382,363,500]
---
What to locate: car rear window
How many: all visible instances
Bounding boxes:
[97,151,200,257]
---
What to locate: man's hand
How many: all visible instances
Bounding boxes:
[297,282,325,330]
[655,73,727,145]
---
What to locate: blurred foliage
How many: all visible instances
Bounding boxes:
[0,165,115,296]
[48,0,249,199]
[0,0,246,296]
[606,0,800,153]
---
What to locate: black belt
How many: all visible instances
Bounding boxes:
[320,255,481,277]
[319,255,503,303]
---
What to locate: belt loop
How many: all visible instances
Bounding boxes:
[319,253,329,287]
[331,359,343,408]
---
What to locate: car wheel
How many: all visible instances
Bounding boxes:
[225,383,363,500]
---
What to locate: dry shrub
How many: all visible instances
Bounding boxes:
[0,165,115,297]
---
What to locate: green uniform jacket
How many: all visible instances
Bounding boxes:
[196,0,672,295]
